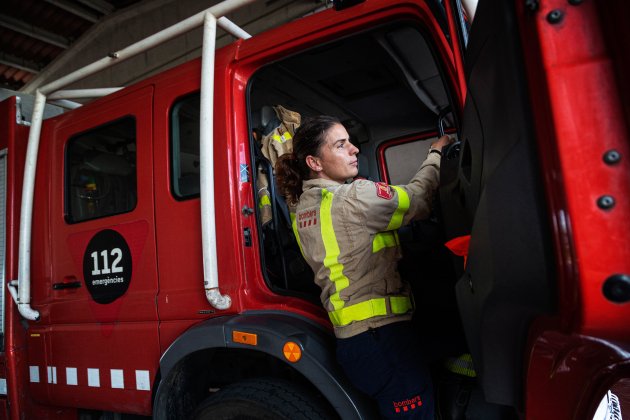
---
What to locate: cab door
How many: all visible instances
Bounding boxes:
[438,0,554,409]
[29,85,159,415]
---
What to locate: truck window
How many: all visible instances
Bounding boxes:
[382,136,438,184]
[170,93,200,199]
[65,117,137,223]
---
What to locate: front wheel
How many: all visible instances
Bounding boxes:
[192,377,335,420]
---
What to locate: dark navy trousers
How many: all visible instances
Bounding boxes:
[336,321,434,419]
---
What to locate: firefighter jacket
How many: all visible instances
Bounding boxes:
[257,105,301,225]
[292,152,441,339]
[260,105,301,166]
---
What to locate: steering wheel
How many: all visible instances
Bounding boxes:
[438,107,460,160]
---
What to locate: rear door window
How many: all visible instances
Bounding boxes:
[65,117,137,223]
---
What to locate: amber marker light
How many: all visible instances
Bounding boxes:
[283,341,302,363]
[232,330,258,346]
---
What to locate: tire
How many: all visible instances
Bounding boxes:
[192,377,335,420]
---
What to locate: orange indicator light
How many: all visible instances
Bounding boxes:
[283,341,302,363]
[232,330,258,346]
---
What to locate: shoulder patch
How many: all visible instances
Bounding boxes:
[297,209,318,228]
[375,182,394,200]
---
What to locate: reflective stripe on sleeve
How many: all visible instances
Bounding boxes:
[320,189,349,311]
[387,186,410,230]
[290,212,305,257]
[328,296,412,326]
[372,231,400,253]
[370,186,408,253]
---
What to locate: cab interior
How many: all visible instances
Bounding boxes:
[247,21,468,369]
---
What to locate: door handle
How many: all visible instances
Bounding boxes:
[53,277,82,290]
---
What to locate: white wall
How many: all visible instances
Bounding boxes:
[22,0,328,93]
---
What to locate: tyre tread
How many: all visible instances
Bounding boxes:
[193,377,333,420]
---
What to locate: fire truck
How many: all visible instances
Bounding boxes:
[0,0,627,418]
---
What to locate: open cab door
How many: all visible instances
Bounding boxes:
[439,0,630,418]
[438,0,556,412]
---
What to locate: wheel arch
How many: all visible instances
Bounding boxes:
[152,311,377,420]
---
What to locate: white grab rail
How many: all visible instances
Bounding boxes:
[200,12,231,309]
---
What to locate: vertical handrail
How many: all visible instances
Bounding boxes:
[7,90,46,321]
[200,12,231,310]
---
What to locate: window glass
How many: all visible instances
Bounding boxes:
[170,93,200,199]
[383,137,437,185]
[66,117,137,223]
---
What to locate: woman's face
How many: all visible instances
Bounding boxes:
[309,123,359,183]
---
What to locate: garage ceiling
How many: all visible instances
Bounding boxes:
[0,0,142,90]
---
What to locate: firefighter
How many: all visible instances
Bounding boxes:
[275,115,452,419]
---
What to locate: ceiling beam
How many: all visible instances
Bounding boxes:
[0,53,41,74]
[43,0,101,23]
[0,14,71,49]
[75,0,115,15]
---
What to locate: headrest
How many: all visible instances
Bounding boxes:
[260,106,276,130]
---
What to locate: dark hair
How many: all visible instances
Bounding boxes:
[276,115,341,206]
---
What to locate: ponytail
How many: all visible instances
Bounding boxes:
[275,115,341,206]
[276,152,303,206]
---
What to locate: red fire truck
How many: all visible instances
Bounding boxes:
[0,0,627,418]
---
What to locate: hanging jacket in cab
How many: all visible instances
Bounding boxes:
[256,105,301,225]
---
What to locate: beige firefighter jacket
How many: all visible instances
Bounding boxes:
[260,105,301,166]
[257,105,301,225]
[292,151,441,339]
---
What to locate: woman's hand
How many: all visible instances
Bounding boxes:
[430,135,454,152]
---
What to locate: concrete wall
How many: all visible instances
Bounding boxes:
[22,0,328,93]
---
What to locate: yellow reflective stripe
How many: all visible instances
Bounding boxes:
[272,132,292,144]
[371,186,408,252]
[390,295,413,314]
[372,231,400,253]
[445,353,477,377]
[387,186,410,230]
[320,189,349,311]
[290,213,304,257]
[258,194,271,209]
[328,296,412,326]
[329,298,386,326]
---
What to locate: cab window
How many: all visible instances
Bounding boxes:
[170,93,200,199]
[65,117,137,223]
[382,137,437,184]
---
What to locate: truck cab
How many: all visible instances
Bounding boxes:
[0,0,628,419]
